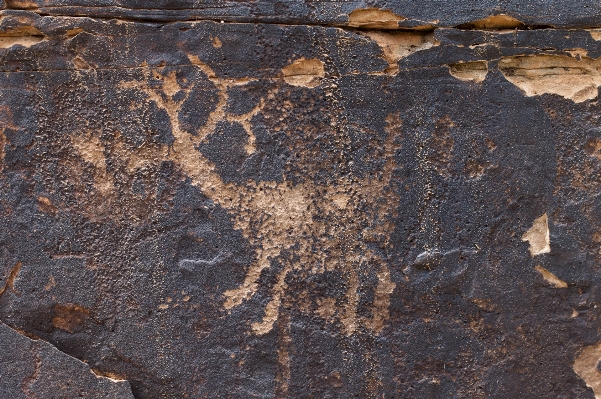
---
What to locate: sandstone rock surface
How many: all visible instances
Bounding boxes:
[2,2,601,398]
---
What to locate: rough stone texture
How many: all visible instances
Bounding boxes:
[3,0,601,27]
[0,321,134,398]
[2,3,601,399]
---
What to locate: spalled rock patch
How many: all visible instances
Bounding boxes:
[522,214,551,256]
[449,61,488,82]
[0,27,45,48]
[574,343,601,399]
[361,30,438,74]
[348,8,405,30]
[534,265,567,288]
[281,58,325,88]
[499,55,601,103]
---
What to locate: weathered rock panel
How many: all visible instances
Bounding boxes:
[1,4,601,399]
[3,1,601,28]
[0,321,134,398]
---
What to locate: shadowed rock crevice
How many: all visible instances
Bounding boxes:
[0,320,135,398]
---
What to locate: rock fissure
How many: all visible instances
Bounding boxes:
[0,8,577,32]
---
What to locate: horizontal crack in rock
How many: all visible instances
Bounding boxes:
[0,9,575,31]
[457,14,525,30]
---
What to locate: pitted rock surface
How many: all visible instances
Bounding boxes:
[2,3,601,399]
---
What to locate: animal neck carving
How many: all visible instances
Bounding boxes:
[79,56,401,336]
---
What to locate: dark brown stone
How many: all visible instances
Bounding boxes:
[1,4,601,399]
[0,320,134,398]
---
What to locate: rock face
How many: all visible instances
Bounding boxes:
[2,2,601,399]
[0,321,134,398]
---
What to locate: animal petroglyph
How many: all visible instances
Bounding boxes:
[72,55,400,336]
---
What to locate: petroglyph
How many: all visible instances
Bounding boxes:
[67,56,402,336]
[4,7,601,398]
